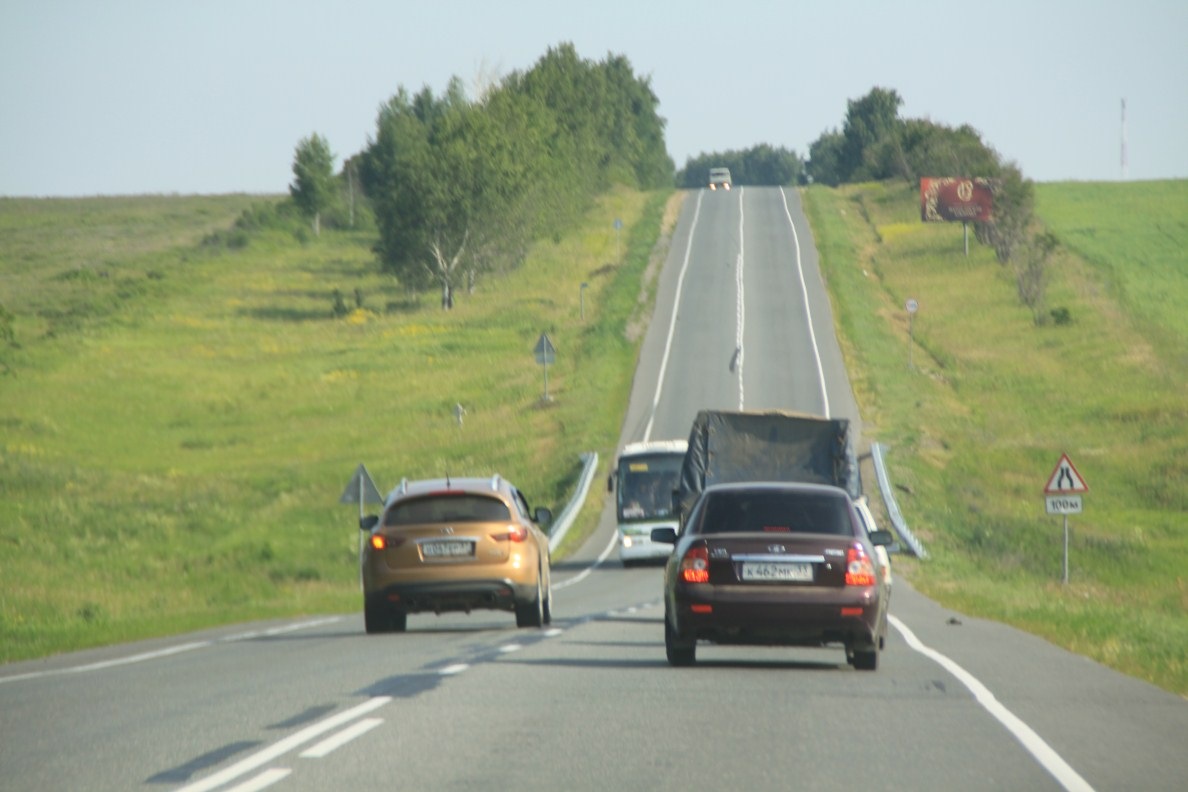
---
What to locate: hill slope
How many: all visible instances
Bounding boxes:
[803,179,1187,696]
[0,188,675,662]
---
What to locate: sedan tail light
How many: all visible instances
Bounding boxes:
[845,544,877,587]
[679,545,710,584]
[369,535,406,551]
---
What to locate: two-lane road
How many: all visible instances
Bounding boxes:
[2,187,1184,792]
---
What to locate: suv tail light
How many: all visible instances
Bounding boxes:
[679,545,710,584]
[492,524,528,542]
[369,535,406,551]
[845,544,877,587]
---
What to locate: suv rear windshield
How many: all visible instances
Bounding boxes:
[692,490,852,536]
[384,494,511,526]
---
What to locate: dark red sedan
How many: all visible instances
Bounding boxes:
[652,482,894,670]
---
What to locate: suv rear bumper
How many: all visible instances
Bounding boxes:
[370,579,537,614]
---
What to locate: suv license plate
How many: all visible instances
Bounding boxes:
[422,541,474,558]
[741,562,812,582]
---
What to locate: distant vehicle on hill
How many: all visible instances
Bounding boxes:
[708,167,732,190]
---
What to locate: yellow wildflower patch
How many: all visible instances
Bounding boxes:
[877,222,918,244]
[321,369,358,384]
[345,308,371,325]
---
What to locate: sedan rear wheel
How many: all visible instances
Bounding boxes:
[665,613,696,666]
[851,645,878,671]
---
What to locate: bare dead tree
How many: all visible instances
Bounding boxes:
[428,230,468,310]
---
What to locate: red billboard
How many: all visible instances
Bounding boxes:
[920,177,994,222]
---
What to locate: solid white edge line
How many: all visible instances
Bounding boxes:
[225,767,291,792]
[176,696,391,792]
[0,617,343,685]
[643,189,704,442]
[890,615,1095,792]
[553,529,619,590]
[778,186,831,418]
[298,717,384,759]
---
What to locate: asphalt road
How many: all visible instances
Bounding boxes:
[2,187,1185,792]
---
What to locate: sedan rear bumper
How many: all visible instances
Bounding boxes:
[670,583,882,649]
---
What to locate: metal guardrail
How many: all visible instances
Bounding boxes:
[871,442,928,559]
[548,451,600,553]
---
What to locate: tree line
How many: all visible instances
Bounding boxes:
[287,58,1053,321]
[290,43,671,307]
[804,87,1056,323]
[676,144,804,188]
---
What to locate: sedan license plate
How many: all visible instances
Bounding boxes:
[421,540,474,558]
[741,561,813,582]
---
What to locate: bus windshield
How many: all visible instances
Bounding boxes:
[616,452,683,522]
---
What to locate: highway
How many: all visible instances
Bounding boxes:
[2,187,1185,791]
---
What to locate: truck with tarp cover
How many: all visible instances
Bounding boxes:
[676,409,859,524]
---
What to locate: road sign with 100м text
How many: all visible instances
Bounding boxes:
[1045,495,1082,515]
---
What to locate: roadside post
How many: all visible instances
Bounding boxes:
[614,217,623,261]
[1043,453,1089,584]
[534,332,556,402]
[339,464,384,589]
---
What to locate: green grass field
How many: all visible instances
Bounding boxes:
[2,181,1184,697]
[803,180,1187,696]
[0,188,676,662]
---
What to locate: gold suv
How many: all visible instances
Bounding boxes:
[359,475,553,633]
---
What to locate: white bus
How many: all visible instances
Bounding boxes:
[608,439,688,565]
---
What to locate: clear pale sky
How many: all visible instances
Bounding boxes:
[2,0,1185,197]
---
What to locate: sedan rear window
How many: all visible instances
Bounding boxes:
[693,490,852,536]
[384,494,511,526]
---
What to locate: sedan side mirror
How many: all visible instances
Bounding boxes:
[534,507,553,528]
[359,514,379,532]
[868,529,894,547]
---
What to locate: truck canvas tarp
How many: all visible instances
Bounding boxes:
[677,409,859,519]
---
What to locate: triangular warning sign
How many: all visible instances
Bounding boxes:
[1043,453,1088,494]
[339,463,384,506]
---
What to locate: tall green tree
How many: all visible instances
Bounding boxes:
[290,133,336,236]
[868,119,1000,183]
[360,44,673,307]
[974,162,1034,265]
[840,87,903,182]
[806,130,845,186]
[361,82,473,298]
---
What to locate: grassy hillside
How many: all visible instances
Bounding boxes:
[803,180,1187,696]
[0,188,678,662]
[3,182,1184,696]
